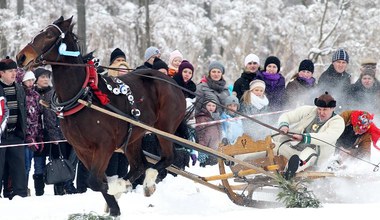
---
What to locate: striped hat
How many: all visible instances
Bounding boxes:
[332,48,349,63]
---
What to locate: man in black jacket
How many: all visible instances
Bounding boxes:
[0,56,28,199]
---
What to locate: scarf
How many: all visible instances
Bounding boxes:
[250,93,269,110]
[297,76,315,87]
[261,72,281,81]
[206,76,226,93]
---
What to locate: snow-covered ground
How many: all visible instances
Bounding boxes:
[2,151,380,220]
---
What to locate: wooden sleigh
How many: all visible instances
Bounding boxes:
[79,99,369,208]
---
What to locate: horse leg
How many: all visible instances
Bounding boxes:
[108,141,146,196]
[140,135,174,197]
[101,190,121,217]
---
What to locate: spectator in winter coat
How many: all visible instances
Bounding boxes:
[318,48,351,108]
[273,92,345,179]
[240,79,271,140]
[335,110,380,162]
[195,97,221,167]
[0,57,28,199]
[16,69,44,196]
[258,56,286,111]
[34,68,78,195]
[233,53,262,100]
[220,95,244,145]
[195,61,230,114]
[136,46,161,70]
[168,50,183,77]
[347,68,380,114]
[285,59,318,108]
[173,60,196,99]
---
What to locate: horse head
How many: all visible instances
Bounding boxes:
[16,16,77,70]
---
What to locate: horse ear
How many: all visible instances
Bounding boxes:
[53,16,64,25]
[65,16,74,24]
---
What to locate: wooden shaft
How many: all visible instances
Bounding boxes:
[78,99,278,180]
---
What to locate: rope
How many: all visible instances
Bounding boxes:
[0,139,67,148]
[36,60,380,171]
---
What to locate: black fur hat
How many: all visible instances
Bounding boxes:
[0,56,17,71]
[33,68,51,83]
[314,92,336,108]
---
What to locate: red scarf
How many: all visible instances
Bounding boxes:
[351,110,380,150]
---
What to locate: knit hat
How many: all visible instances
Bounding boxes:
[249,79,266,90]
[0,56,17,71]
[109,48,126,65]
[33,68,51,83]
[152,57,168,71]
[264,56,281,72]
[169,50,183,66]
[298,59,314,73]
[360,68,376,79]
[314,91,336,108]
[208,60,225,75]
[225,95,240,110]
[332,48,349,63]
[23,71,36,82]
[244,53,260,67]
[144,46,160,61]
[178,60,194,76]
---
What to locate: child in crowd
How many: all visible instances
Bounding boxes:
[168,50,183,77]
[195,97,221,167]
[16,69,44,196]
[240,79,270,140]
[220,95,244,145]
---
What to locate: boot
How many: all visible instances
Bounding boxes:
[284,155,301,180]
[54,183,65,196]
[64,182,78,194]
[33,174,45,196]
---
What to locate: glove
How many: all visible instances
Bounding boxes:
[190,153,197,166]
[26,138,38,151]
[38,142,45,153]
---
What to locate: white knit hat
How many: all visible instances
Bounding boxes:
[249,79,265,90]
[168,50,183,65]
[244,53,260,67]
[23,71,36,82]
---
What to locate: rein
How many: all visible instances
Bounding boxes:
[35,61,380,171]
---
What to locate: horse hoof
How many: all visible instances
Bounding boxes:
[143,168,158,197]
[109,210,121,219]
[144,184,156,197]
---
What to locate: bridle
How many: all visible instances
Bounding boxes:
[27,23,71,66]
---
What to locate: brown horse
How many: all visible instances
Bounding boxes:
[17,16,186,217]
